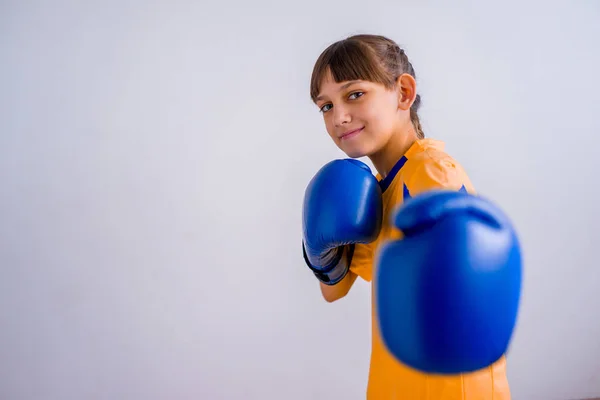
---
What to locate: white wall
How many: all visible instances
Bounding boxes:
[1,1,599,399]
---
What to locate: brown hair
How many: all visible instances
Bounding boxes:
[310,34,424,139]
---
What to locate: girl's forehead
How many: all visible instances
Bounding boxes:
[320,76,374,92]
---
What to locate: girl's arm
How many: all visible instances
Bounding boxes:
[319,270,358,302]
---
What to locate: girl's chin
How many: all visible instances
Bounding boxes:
[340,143,373,159]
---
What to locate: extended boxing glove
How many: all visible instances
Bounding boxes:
[375,190,522,374]
[302,159,382,285]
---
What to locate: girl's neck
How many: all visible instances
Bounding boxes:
[369,123,419,179]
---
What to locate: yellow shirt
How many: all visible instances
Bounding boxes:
[350,139,511,400]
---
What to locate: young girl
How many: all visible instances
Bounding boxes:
[303,34,511,399]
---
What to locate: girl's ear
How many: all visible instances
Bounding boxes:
[396,73,417,111]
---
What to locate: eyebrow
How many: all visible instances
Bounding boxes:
[315,80,361,102]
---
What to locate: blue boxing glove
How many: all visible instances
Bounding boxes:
[302,159,382,285]
[375,190,522,374]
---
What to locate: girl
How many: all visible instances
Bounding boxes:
[306,34,511,399]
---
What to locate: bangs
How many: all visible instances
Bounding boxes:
[310,39,395,102]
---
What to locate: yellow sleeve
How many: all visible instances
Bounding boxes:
[406,157,476,196]
[349,242,374,282]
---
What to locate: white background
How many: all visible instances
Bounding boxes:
[1,0,599,399]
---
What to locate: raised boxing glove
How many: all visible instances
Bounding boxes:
[302,159,383,285]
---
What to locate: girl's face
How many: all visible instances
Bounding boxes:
[315,69,403,159]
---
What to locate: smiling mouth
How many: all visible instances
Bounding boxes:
[340,127,364,140]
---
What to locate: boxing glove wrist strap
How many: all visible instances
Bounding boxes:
[302,243,355,285]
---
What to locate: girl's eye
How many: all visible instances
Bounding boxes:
[320,104,333,113]
[319,92,363,113]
